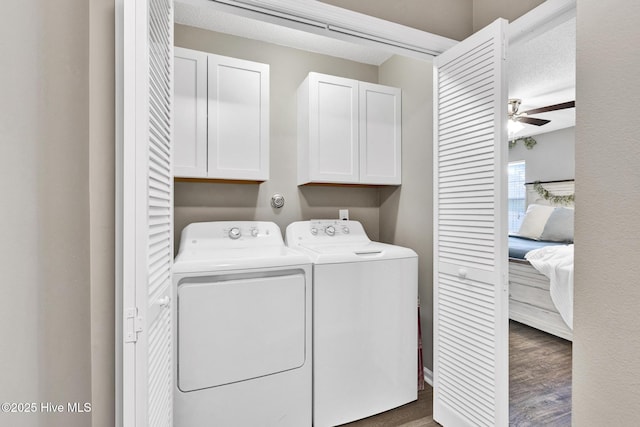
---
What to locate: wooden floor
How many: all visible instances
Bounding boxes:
[342,321,572,427]
[343,388,439,427]
[509,320,572,426]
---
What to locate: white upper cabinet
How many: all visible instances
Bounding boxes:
[208,55,269,180]
[173,47,269,181]
[359,82,402,185]
[298,73,359,184]
[298,72,401,185]
[174,47,208,178]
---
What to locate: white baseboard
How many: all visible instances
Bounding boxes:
[423,367,433,387]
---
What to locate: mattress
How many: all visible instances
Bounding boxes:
[508,235,566,260]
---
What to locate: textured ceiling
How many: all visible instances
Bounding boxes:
[508,17,576,138]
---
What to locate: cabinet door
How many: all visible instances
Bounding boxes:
[306,72,359,184]
[208,55,269,180]
[173,47,207,178]
[359,82,402,185]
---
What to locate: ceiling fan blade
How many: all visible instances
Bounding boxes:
[522,101,575,115]
[517,116,551,126]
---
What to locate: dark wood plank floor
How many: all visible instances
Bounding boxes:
[342,320,572,427]
[509,320,572,426]
[343,387,439,427]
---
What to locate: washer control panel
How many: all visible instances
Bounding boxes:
[286,220,370,246]
[309,219,353,237]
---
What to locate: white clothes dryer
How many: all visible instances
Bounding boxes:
[173,221,312,427]
[285,220,418,427]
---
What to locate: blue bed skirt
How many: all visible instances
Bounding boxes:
[508,235,566,260]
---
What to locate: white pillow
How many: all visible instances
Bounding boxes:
[517,204,556,240]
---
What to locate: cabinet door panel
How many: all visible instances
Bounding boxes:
[173,48,207,178]
[309,73,359,183]
[208,56,269,180]
[359,82,401,185]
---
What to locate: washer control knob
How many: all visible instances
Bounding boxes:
[228,227,241,240]
[342,226,350,234]
[310,227,318,235]
[250,228,259,237]
[325,226,335,236]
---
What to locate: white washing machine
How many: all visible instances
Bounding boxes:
[173,221,312,427]
[285,220,418,427]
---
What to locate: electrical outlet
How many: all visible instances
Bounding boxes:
[339,209,349,220]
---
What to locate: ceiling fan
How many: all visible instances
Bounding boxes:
[508,98,575,126]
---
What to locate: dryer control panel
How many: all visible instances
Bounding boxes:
[178,221,284,253]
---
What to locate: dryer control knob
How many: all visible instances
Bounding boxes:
[250,228,259,237]
[325,226,336,236]
[342,226,350,234]
[229,227,241,240]
[310,227,318,235]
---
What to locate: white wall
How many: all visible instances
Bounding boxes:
[509,127,575,182]
[573,1,640,424]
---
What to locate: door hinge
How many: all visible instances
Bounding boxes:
[124,307,143,343]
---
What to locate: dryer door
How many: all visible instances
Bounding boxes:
[177,270,307,392]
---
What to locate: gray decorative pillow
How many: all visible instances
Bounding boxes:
[540,207,574,242]
[517,204,555,240]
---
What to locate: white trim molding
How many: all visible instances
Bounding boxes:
[509,0,576,46]
[424,367,434,387]
[175,0,457,62]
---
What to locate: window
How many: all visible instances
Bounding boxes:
[508,161,526,234]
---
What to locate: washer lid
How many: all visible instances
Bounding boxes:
[285,220,417,263]
[294,241,416,264]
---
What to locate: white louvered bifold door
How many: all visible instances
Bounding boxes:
[121,0,173,426]
[432,19,509,427]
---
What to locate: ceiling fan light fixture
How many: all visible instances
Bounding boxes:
[508,118,524,135]
[508,98,521,117]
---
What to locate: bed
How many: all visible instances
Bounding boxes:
[508,180,574,341]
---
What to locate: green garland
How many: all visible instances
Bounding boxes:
[533,181,575,205]
[509,136,537,150]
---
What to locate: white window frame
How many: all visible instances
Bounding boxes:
[508,160,526,234]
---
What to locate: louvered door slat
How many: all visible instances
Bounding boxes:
[433,19,508,427]
[121,0,173,425]
[147,306,172,426]
[441,92,493,118]
[439,39,493,79]
[146,0,173,425]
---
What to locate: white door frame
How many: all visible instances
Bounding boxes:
[116,0,174,426]
[114,1,576,425]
